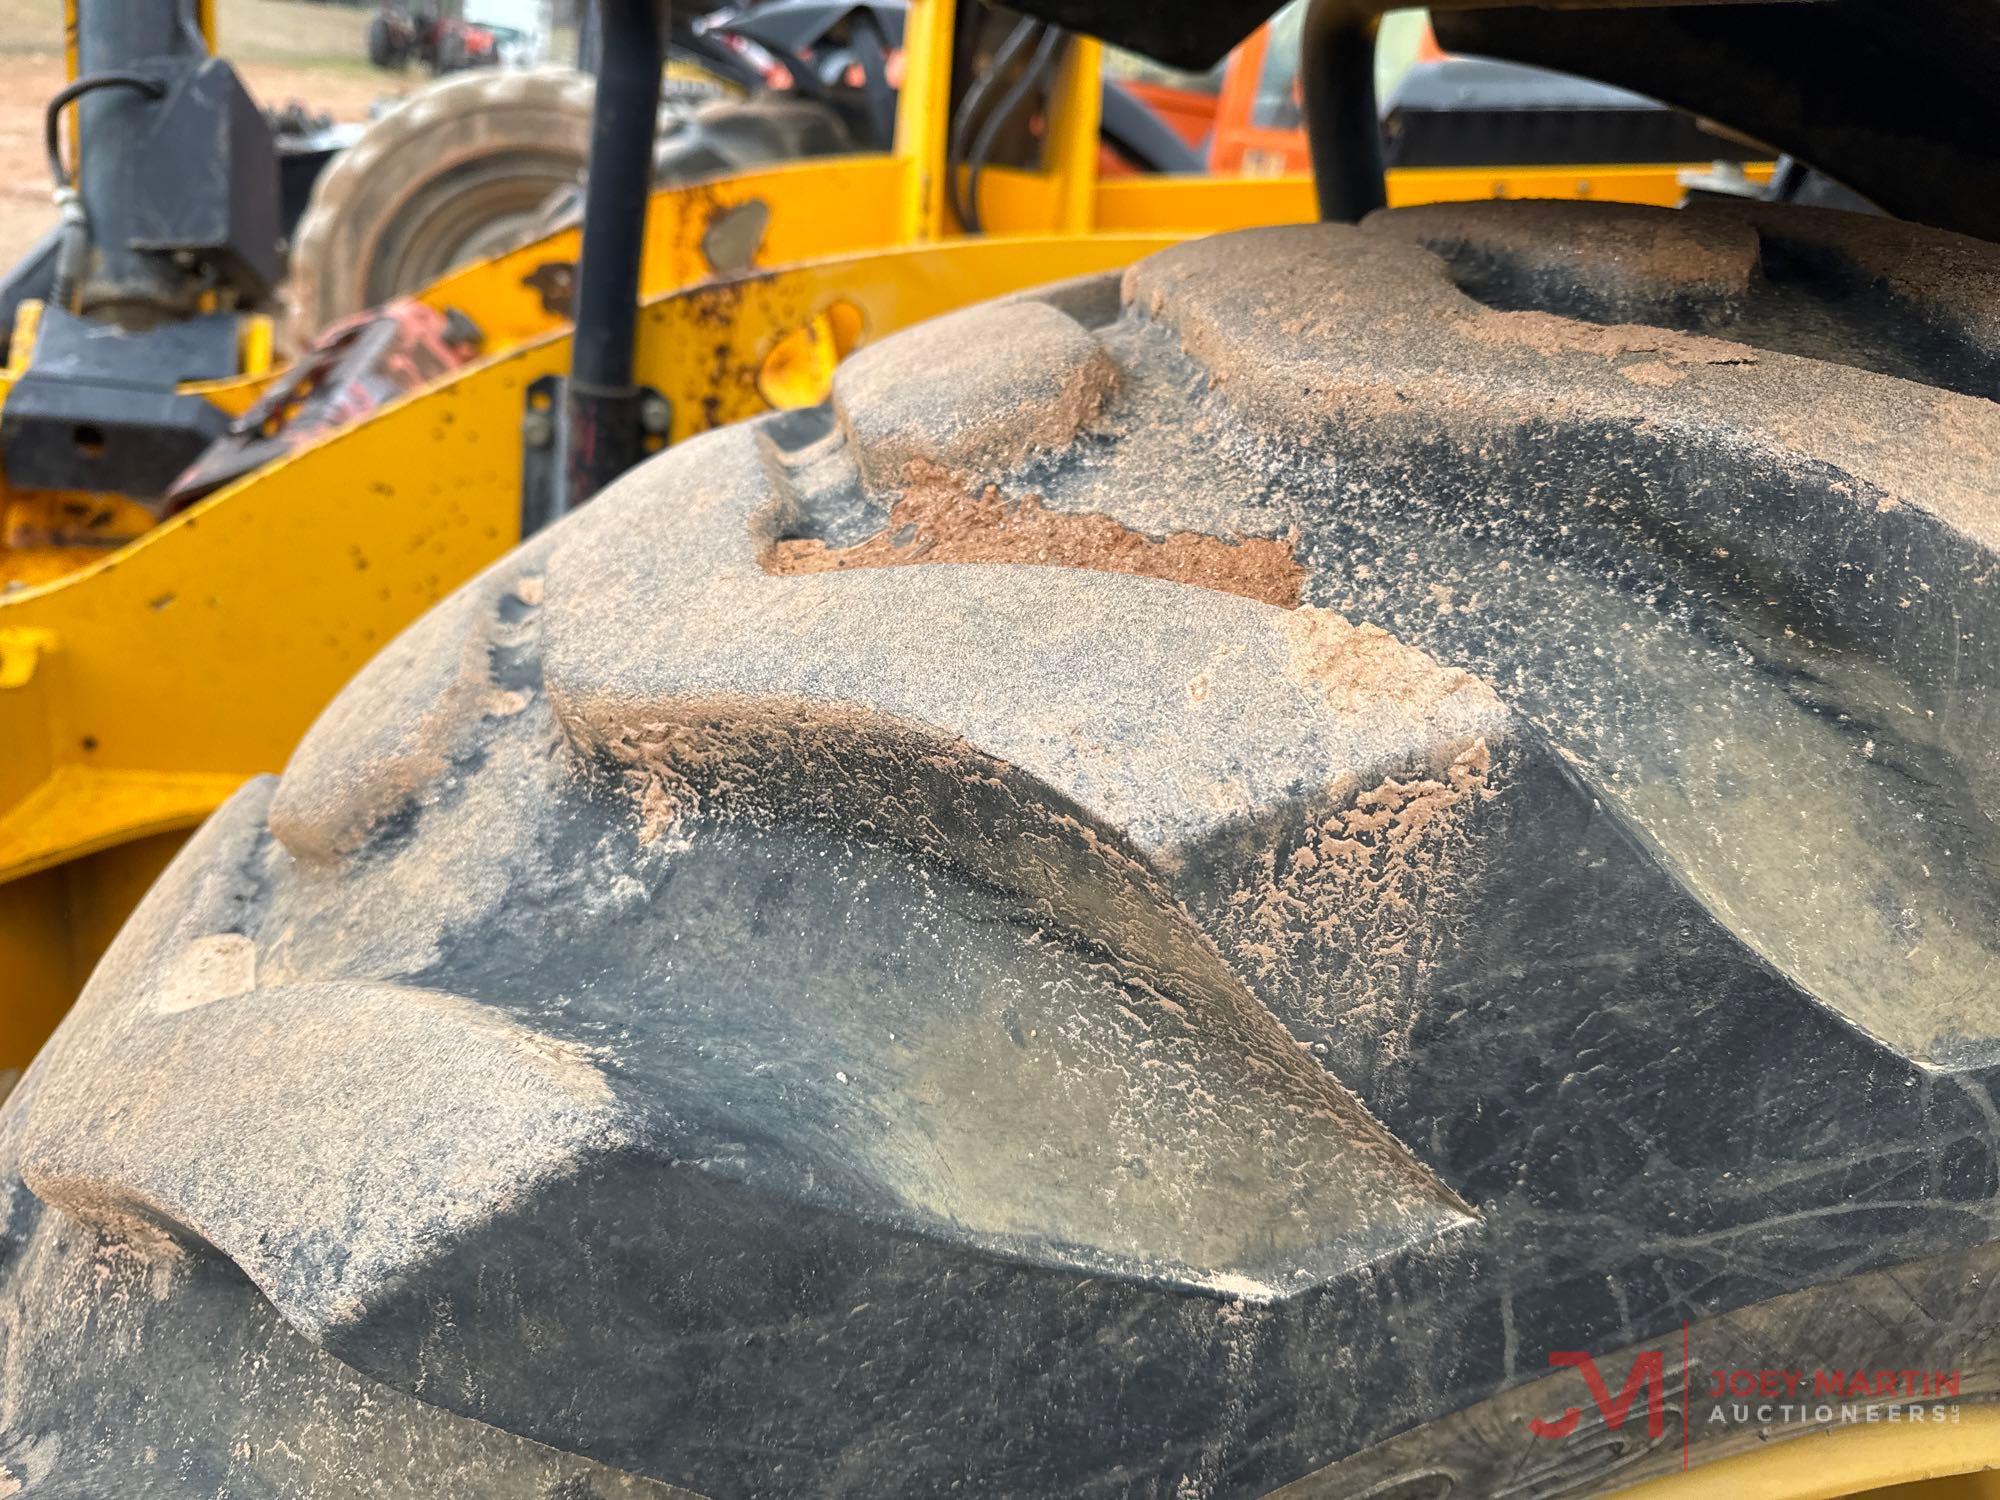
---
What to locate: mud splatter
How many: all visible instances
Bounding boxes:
[766,461,1306,607]
[153,933,256,1015]
[1281,607,1492,717]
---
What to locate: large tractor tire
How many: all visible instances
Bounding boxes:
[5,200,2000,1497]
[285,78,851,348]
[283,68,594,347]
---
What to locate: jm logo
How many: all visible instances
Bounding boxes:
[1528,1350,1668,1441]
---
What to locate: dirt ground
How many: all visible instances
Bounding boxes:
[0,0,421,270]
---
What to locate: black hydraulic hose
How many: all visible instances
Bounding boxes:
[571,0,663,398]
[962,23,1065,233]
[43,71,168,310]
[565,0,668,508]
[947,16,1040,232]
[1300,0,1385,222]
[44,71,167,188]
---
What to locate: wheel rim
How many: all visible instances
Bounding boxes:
[363,151,584,304]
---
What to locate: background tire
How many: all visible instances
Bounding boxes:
[283,67,593,347]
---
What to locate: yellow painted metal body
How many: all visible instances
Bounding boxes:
[1610,1402,2000,1499]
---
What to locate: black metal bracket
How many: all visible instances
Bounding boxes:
[520,373,670,538]
[0,304,233,502]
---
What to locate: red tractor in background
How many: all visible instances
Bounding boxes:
[368,1,535,74]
